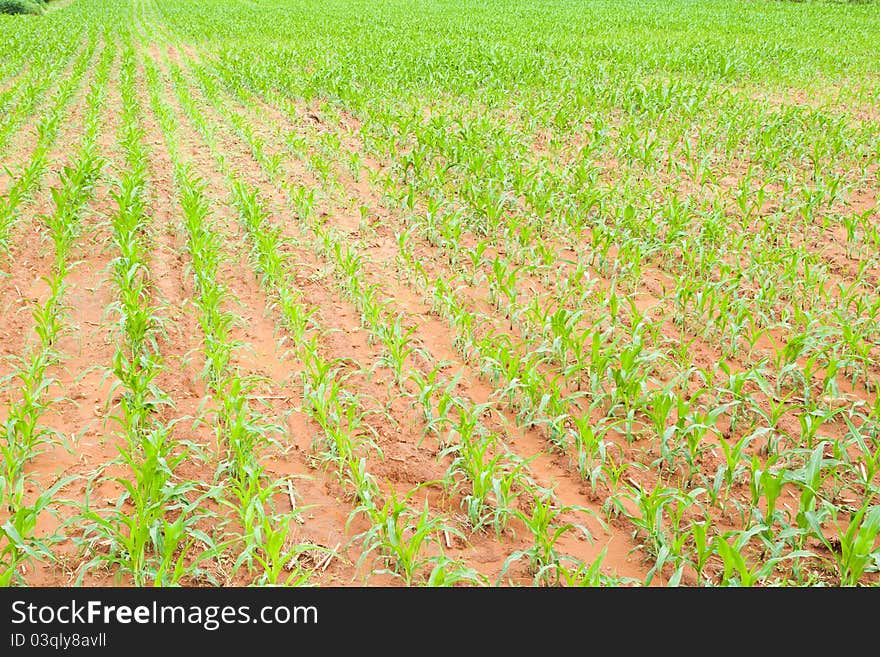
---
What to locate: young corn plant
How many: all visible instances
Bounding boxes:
[351,485,463,586]
[806,503,880,586]
[498,491,600,586]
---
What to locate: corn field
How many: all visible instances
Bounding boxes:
[1,0,879,587]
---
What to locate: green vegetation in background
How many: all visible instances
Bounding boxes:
[0,0,46,15]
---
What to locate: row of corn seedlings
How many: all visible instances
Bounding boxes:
[0,7,94,153]
[0,36,100,257]
[72,34,207,587]
[0,36,112,585]
[139,50,323,585]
